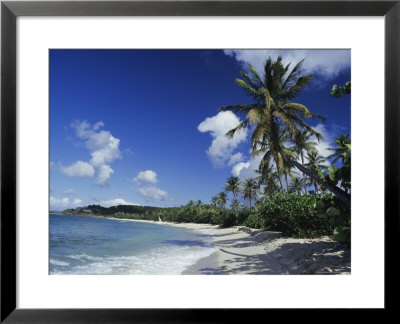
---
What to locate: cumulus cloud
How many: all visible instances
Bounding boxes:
[232,161,250,177]
[138,187,168,202]
[231,154,263,180]
[311,123,335,162]
[64,120,122,186]
[60,161,95,178]
[62,189,76,195]
[73,198,82,205]
[228,152,244,166]
[224,49,350,80]
[96,164,114,186]
[198,111,248,167]
[133,170,158,184]
[50,196,83,209]
[99,198,139,208]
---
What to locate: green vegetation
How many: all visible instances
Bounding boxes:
[63,56,351,243]
[220,57,350,206]
[330,81,351,98]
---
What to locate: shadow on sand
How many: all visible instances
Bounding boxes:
[197,240,350,275]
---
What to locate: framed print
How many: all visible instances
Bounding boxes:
[1,0,398,322]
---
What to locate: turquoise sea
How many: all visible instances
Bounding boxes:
[49,214,215,275]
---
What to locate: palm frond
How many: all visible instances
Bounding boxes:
[240,70,258,90]
[272,109,300,138]
[226,118,249,138]
[282,75,313,100]
[235,78,258,98]
[282,59,305,89]
[281,103,312,118]
[248,64,263,85]
[218,103,259,114]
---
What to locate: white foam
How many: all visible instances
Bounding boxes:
[51,245,217,275]
[50,259,70,267]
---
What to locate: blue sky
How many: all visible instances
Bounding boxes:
[50,49,350,210]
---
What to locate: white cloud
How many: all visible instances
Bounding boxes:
[68,120,122,186]
[311,123,335,162]
[73,198,82,206]
[133,170,158,184]
[60,161,95,178]
[231,154,262,180]
[224,49,350,80]
[96,164,114,186]
[50,197,69,209]
[232,161,250,177]
[99,198,139,208]
[63,189,76,195]
[198,111,248,167]
[50,196,83,209]
[228,152,244,166]
[138,187,168,202]
[93,121,104,130]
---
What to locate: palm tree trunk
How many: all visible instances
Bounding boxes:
[287,158,350,206]
[285,174,289,192]
[301,154,307,193]
[314,183,318,194]
[278,176,283,191]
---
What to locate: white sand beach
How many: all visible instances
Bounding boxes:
[169,223,350,275]
[110,218,350,275]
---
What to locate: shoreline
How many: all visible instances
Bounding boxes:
[54,213,351,275]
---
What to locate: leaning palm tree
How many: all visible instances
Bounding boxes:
[242,178,258,209]
[219,56,350,206]
[304,151,327,193]
[217,192,227,209]
[224,176,241,201]
[327,134,351,165]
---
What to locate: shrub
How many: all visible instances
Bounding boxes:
[243,213,265,229]
[257,193,333,237]
[315,193,351,243]
[220,211,236,228]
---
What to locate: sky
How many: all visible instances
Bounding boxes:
[49,49,351,210]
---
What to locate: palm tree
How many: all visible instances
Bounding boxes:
[230,199,240,212]
[219,57,350,206]
[217,192,227,209]
[291,131,317,192]
[224,176,241,201]
[195,200,202,212]
[304,151,327,193]
[242,178,258,209]
[289,177,306,195]
[254,163,279,200]
[211,195,218,207]
[327,134,351,164]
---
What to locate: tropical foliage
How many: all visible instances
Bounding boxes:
[330,81,351,98]
[219,56,350,206]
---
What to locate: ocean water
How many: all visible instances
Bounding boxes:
[49,214,216,275]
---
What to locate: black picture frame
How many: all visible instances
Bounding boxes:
[1,0,398,322]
